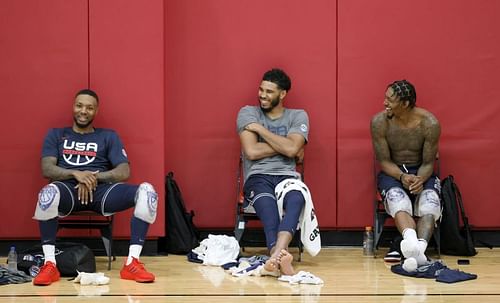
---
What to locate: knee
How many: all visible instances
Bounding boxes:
[284,190,305,207]
[33,184,61,221]
[133,182,158,224]
[417,190,441,222]
[252,195,278,213]
[385,187,412,217]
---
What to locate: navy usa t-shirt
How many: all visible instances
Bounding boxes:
[41,127,129,172]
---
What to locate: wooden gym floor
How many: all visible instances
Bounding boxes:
[0,247,498,302]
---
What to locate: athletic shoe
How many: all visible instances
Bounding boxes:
[384,250,402,263]
[120,257,155,282]
[33,261,60,286]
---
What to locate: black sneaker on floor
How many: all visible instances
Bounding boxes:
[384,250,402,263]
[384,235,403,263]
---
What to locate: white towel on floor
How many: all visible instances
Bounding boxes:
[278,271,324,285]
[73,271,109,285]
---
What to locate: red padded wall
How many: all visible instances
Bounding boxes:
[165,0,337,228]
[337,0,500,228]
[0,0,88,237]
[89,0,165,236]
[1,1,499,238]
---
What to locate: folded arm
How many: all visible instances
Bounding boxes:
[242,122,305,160]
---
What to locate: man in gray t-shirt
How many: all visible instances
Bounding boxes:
[236,68,309,276]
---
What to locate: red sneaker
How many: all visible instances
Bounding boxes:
[33,261,60,286]
[120,257,155,282]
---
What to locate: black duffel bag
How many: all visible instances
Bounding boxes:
[17,242,96,277]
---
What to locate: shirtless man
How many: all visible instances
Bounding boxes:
[370,80,441,271]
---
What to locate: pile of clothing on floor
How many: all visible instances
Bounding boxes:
[187,235,323,285]
[0,266,32,285]
[391,260,477,283]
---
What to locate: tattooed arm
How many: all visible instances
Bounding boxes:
[370,113,404,180]
[410,113,441,193]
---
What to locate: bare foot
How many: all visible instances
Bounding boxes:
[277,249,295,276]
[261,258,280,277]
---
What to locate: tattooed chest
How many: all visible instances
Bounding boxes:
[386,127,425,153]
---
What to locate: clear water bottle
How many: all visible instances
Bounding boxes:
[7,246,18,272]
[363,226,374,256]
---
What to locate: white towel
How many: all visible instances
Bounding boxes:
[73,271,109,285]
[275,179,321,257]
[278,271,324,285]
[192,234,240,266]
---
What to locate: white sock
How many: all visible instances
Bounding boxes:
[126,244,143,265]
[402,228,417,240]
[400,229,419,258]
[42,244,56,264]
[402,257,418,272]
[415,239,428,266]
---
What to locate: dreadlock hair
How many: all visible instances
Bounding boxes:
[388,80,416,108]
[75,88,99,104]
[262,68,291,91]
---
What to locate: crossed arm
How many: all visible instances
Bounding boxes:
[240,123,305,162]
[41,156,130,204]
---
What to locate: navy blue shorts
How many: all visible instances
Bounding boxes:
[377,164,441,201]
[243,174,297,208]
[53,180,139,216]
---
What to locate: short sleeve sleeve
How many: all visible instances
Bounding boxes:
[237,106,260,134]
[106,130,129,167]
[41,128,60,158]
[288,110,309,142]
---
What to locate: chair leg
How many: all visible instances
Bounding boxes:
[374,212,386,251]
[100,226,113,270]
[234,214,246,252]
[234,215,245,243]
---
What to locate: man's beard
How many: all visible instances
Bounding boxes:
[73,117,93,129]
[260,97,280,113]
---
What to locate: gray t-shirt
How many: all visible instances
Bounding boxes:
[236,105,309,181]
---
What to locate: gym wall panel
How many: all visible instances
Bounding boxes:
[2,0,498,239]
[0,0,88,237]
[89,0,165,236]
[165,0,337,228]
[337,0,500,228]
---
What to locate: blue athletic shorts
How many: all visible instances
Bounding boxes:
[243,174,297,208]
[53,180,139,216]
[377,164,441,201]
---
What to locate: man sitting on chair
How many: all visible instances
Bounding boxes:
[370,80,441,271]
[236,68,311,276]
[33,89,158,285]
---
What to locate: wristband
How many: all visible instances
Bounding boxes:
[399,173,405,183]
